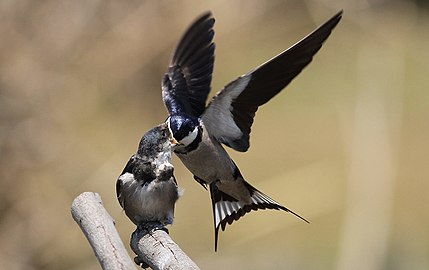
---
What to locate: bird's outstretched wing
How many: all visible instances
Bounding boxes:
[202,11,343,152]
[162,12,215,117]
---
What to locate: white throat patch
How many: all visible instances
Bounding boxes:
[180,126,199,146]
[154,150,173,176]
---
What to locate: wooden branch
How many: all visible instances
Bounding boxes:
[71,192,200,270]
[130,227,200,270]
[71,192,136,270]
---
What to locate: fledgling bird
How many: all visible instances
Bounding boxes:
[162,11,342,250]
[116,123,179,229]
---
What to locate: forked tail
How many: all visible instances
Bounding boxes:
[209,180,308,251]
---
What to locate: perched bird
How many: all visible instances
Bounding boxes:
[162,11,342,250]
[116,123,179,229]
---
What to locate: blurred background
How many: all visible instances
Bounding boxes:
[1,0,428,269]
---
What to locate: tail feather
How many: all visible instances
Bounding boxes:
[210,181,308,251]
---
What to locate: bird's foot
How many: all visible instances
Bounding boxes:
[138,221,169,234]
[134,256,149,269]
[132,222,168,268]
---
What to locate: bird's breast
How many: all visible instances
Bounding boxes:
[119,174,178,225]
[175,133,236,183]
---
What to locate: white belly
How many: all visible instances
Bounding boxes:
[120,173,178,225]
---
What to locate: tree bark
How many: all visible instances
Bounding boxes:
[131,227,200,270]
[71,192,200,270]
[71,192,136,270]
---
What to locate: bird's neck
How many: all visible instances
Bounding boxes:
[174,125,203,154]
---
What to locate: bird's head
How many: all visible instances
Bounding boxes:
[166,114,200,147]
[137,123,172,157]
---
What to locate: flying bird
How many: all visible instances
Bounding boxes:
[162,11,342,250]
[116,123,180,230]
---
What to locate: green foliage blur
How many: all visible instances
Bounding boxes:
[1,1,428,269]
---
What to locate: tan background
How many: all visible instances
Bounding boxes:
[1,0,428,269]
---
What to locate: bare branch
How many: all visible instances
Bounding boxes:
[71,192,136,270]
[130,228,200,270]
[71,192,200,270]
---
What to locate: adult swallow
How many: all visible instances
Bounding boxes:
[162,11,342,250]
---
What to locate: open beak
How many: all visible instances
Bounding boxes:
[169,136,179,145]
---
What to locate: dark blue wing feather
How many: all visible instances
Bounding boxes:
[162,12,215,117]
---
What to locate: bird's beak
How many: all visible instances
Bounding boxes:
[169,136,179,145]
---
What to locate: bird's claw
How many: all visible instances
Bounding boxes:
[134,256,149,269]
[138,221,169,234]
